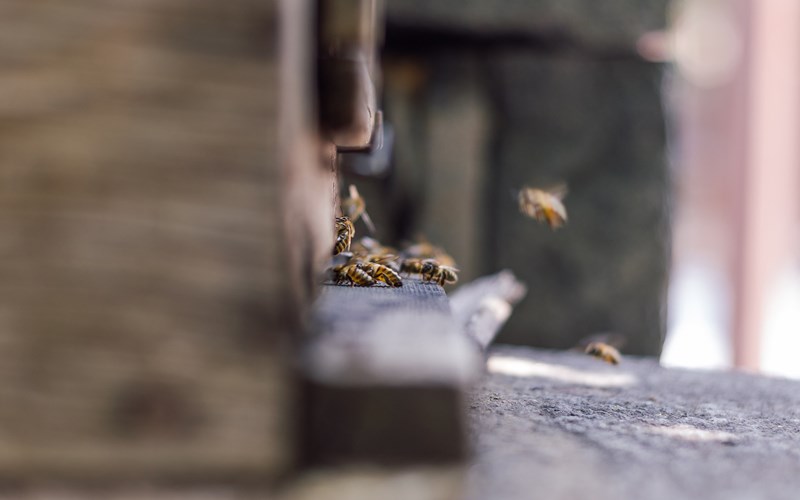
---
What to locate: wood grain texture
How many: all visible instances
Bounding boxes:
[303,280,481,465]
[0,0,330,479]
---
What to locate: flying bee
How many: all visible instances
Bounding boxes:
[333,216,355,255]
[358,261,403,287]
[341,184,376,233]
[420,260,459,286]
[331,263,375,286]
[584,342,621,365]
[517,185,568,229]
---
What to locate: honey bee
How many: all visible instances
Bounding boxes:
[400,237,456,267]
[420,260,459,286]
[399,257,427,275]
[358,261,403,287]
[341,184,376,233]
[518,185,568,229]
[331,263,375,286]
[363,253,400,271]
[584,342,621,365]
[333,216,355,255]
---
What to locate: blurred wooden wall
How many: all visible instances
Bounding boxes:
[0,0,332,480]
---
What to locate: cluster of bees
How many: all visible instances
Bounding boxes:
[329,185,459,288]
[329,181,624,364]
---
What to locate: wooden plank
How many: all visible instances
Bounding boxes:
[0,0,330,479]
[281,466,464,500]
[302,280,480,465]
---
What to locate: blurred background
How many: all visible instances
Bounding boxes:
[344,0,800,377]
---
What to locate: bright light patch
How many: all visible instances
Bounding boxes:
[486,355,637,388]
[643,424,736,443]
[761,266,800,379]
[672,0,742,88]
[662,263,732,370]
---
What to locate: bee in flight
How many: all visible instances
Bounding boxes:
[584,341,621,365]
[341,184,376,234]
[333,216,355,255]
[517,185,568,229]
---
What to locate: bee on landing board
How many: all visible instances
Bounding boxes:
[584,342,621,365]
[331,263,375,286]
[362,253,401,272]
[400,237,456,268]
[358,261,403,287]
[333,216,355,255]
[350,237,401,272]
[399,257,427,275]
[517,185,568,229]
[420,260,459,286]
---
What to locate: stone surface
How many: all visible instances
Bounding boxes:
[468,345,800,500]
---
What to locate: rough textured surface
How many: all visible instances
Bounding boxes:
[468,345,800,500]
[312,278,452,337]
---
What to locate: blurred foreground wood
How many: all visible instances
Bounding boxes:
[0,0,331,479]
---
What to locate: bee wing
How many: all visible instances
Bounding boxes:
[341,199,355,218]
[360,210,377,234]
[547,183,568,200]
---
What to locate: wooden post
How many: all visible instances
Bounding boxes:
[0,0,332,480]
